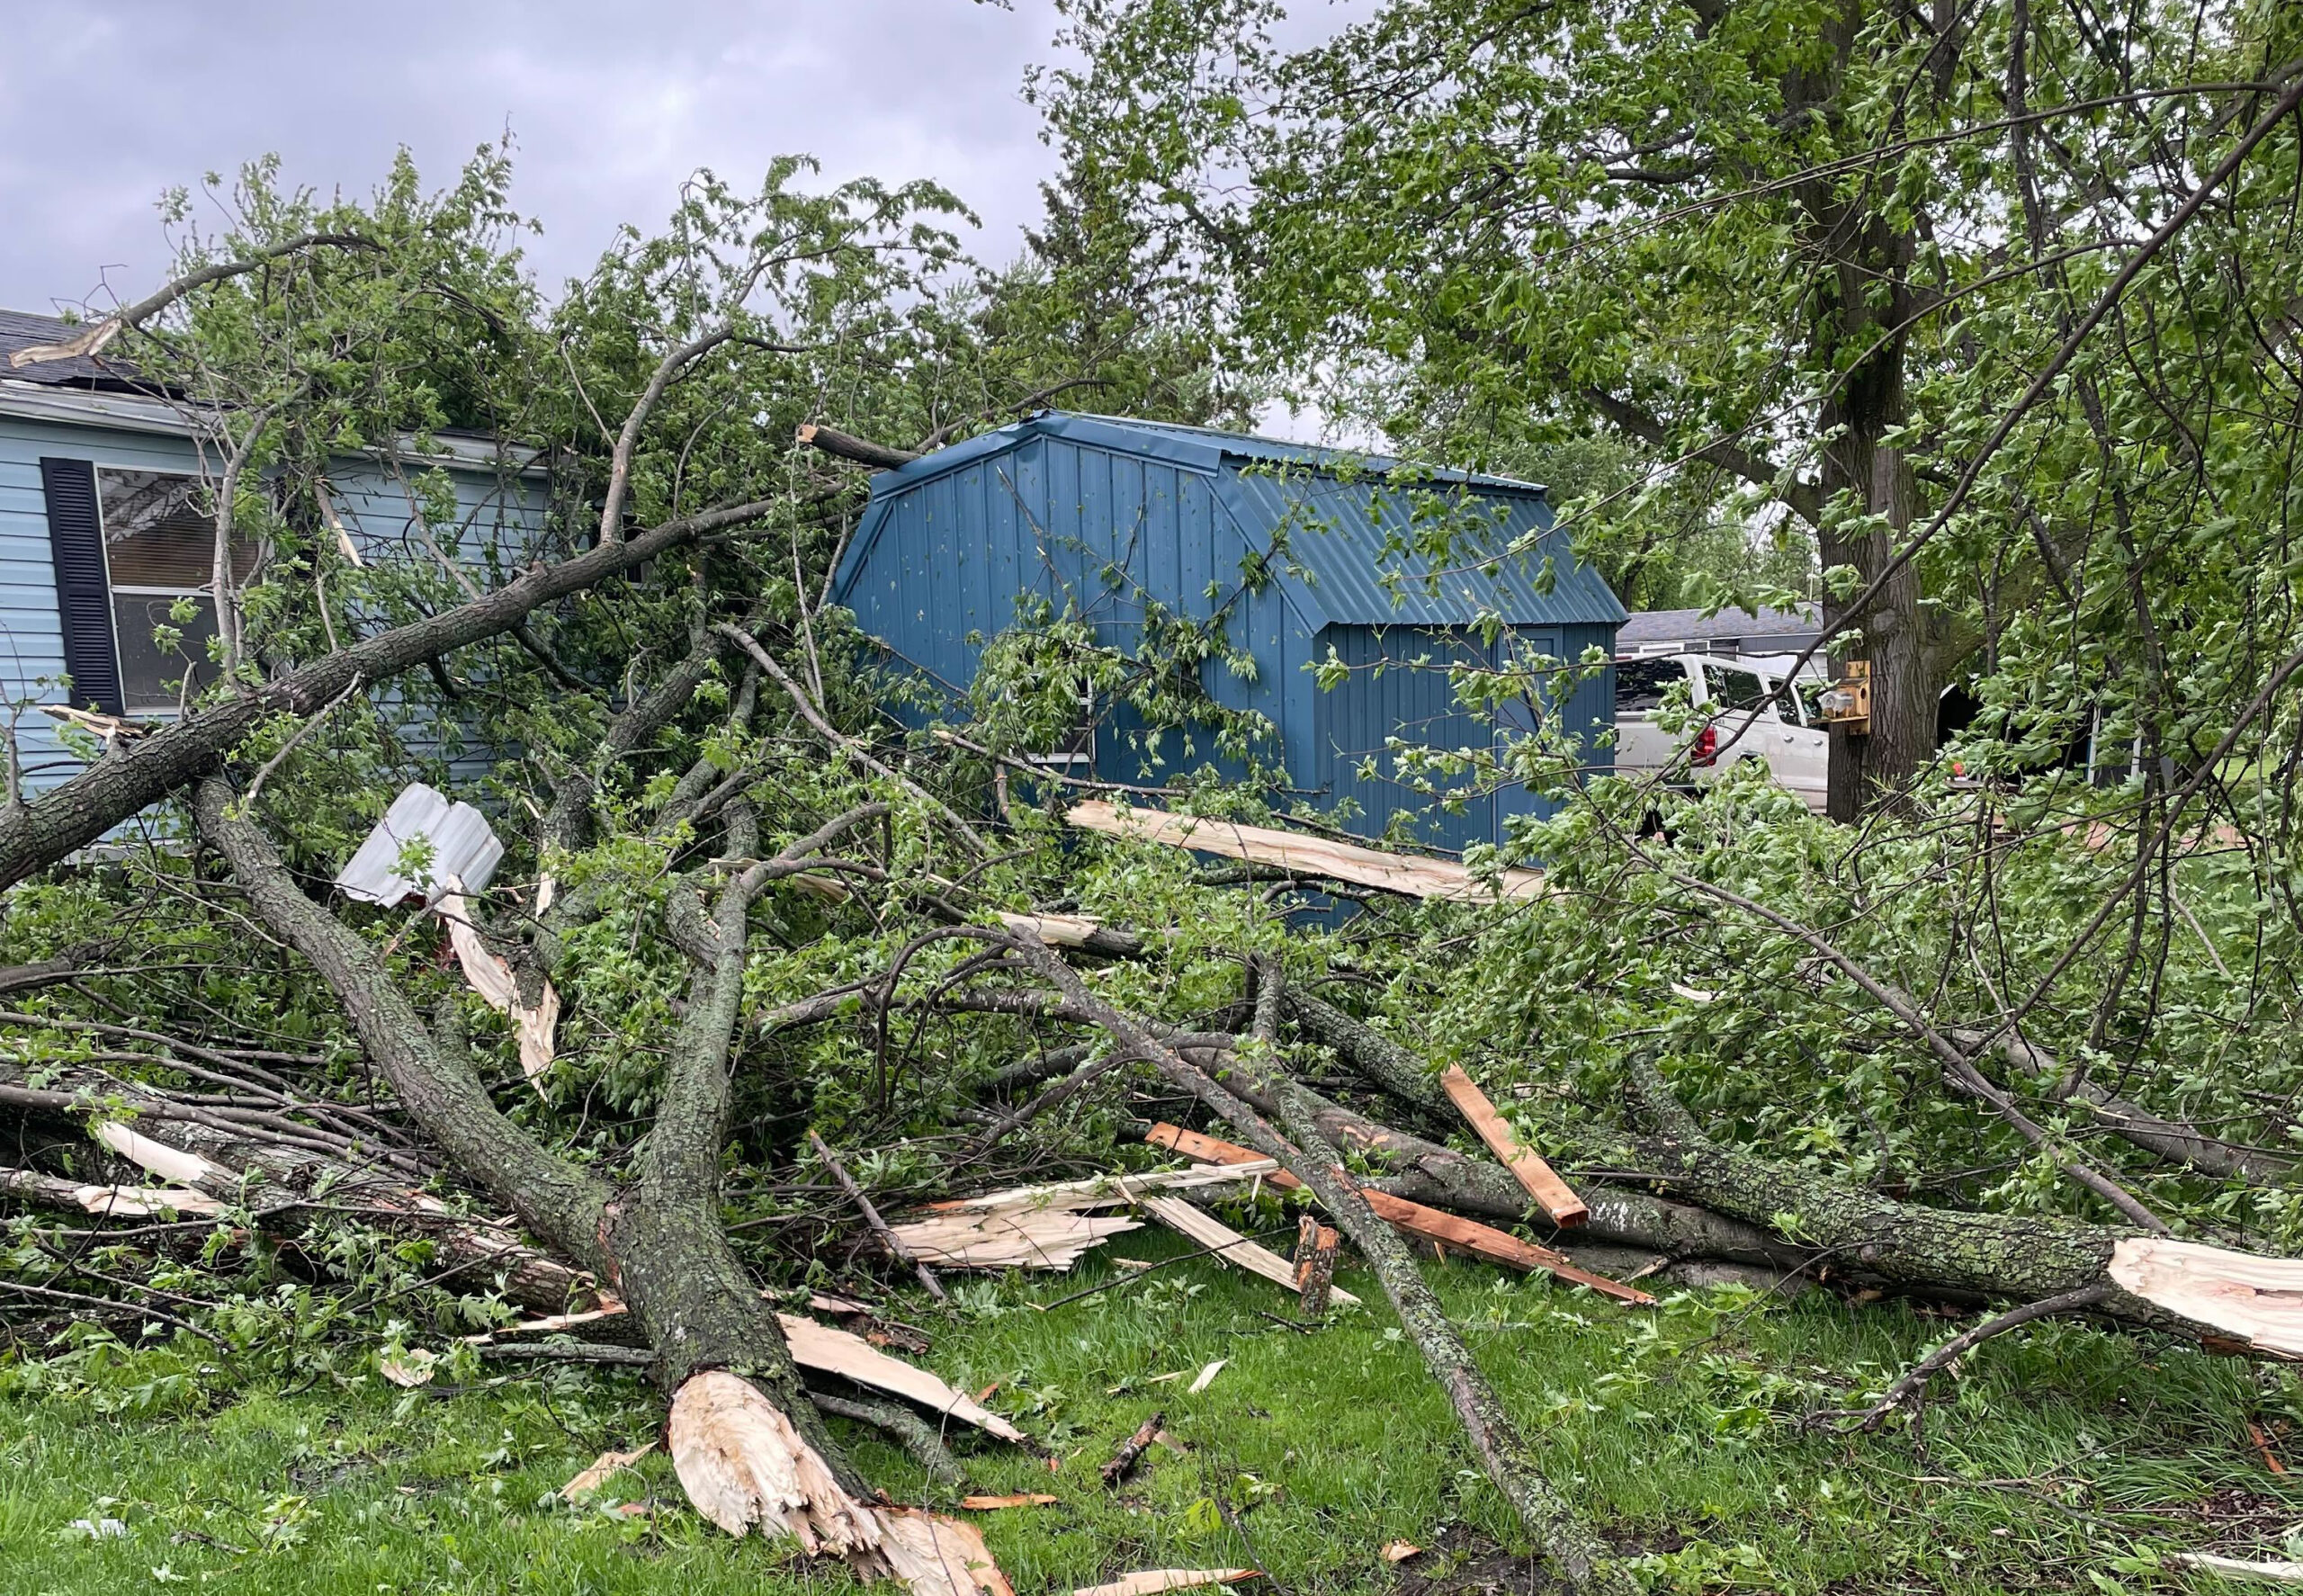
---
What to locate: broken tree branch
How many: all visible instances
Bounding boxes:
[811,1130,947,1302]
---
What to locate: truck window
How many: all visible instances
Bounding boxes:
[1703,664,1775,715]
[1614,659,1684,713]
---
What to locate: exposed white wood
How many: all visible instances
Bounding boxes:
[2109,1237,2303,1358]
[1066,801,1542,901]
[1134,1194,1358,1305]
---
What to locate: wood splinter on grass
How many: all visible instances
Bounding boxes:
[562,1442,656,1499]
[1074,1572,1260,1596]
[1100,1411,1165,1486]
[1291,1215,1340,1318]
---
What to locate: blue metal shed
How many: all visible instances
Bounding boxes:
[830,412,1626,853]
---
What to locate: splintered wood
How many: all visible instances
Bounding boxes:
[1291,1215,1340,1317]
[1146,1124,1304,1190]
[471,1305,1024,1442]
[2107,1237,2303,1358]
[667,1370,1012,1596]
[438,881,560,1085]
[1101,1412,1166,1485]
[562,1442,656,1499]
[1065,801,1544,902]
[1134,1193,1358,1306]
[777,1314,1026,1442]
[891,1162,1278,1274]
[1074,1571,1260,1596]
[1437,1066,1588,1227]
[890,1208,1144,1271]
[1143,1122,1653,1305]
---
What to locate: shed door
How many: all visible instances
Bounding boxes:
[1491,628,1559,848]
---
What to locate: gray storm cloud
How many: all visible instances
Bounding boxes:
[0,0,1062,311]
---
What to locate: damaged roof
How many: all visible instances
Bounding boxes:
[0,308,156,393]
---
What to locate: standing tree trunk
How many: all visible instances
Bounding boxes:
[1793,2,1943,819]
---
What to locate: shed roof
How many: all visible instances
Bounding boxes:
[844,411,1626,632]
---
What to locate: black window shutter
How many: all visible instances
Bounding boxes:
[40,457,123,716]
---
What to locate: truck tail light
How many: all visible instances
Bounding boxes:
[1692,724,1718,767]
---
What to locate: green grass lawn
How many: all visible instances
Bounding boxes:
[4,1227,2297,1594]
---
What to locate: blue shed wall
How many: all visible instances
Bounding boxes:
[1312,621,1616,853]
[834,417,1624,850]
[838,433,1322,789]
[0,409,544,805]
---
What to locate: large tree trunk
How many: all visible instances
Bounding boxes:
[1790,2,1942,820]
[189,779,884,1539]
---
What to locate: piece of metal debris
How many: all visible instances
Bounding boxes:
[336,783,503,905]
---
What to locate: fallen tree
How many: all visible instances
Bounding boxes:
[13,121,2303,1596]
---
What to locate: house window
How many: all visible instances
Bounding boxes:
[95,469,260,714]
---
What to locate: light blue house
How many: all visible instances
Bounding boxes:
[829,412,1626,852]
[0,309,547,803]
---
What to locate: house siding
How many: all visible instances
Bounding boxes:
[0,408,547,802]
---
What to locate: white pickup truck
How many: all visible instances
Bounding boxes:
[1611,653,1829,811]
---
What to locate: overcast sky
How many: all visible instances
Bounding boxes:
[0,1,1073,316]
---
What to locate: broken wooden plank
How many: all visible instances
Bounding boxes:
[961,1493,1059,1511]
[475,1302,1023,1442]
[888,1207,1143,1271]
[1357,1189,1654,1305]
[924,1161,1280,1214]
[1135,1193,1357,1306]
[1144,1124,1303,1190]
[1143,1122,1652,1305]
[776,1314,1026,1442]
[1437,1066,1588,1227]
[1187,1359,1225,1394]
[1066,801,1543,902]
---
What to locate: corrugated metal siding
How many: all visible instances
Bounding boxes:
[1313,625,1501,852]
[0,412,545,802]
[1313,621,1617,853]
[1223,466,1622,629]
[840,433,1322,789]
[833,415,1626,842]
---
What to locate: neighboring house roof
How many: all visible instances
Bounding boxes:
[1617,605,1818,650]
[0,307,540,474]
[841,410,1627,632]
[0,308,159,393]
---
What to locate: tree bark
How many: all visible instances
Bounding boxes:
[0,497,777,890]
[193,776,864,1492]
[1788,3,1940,818]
